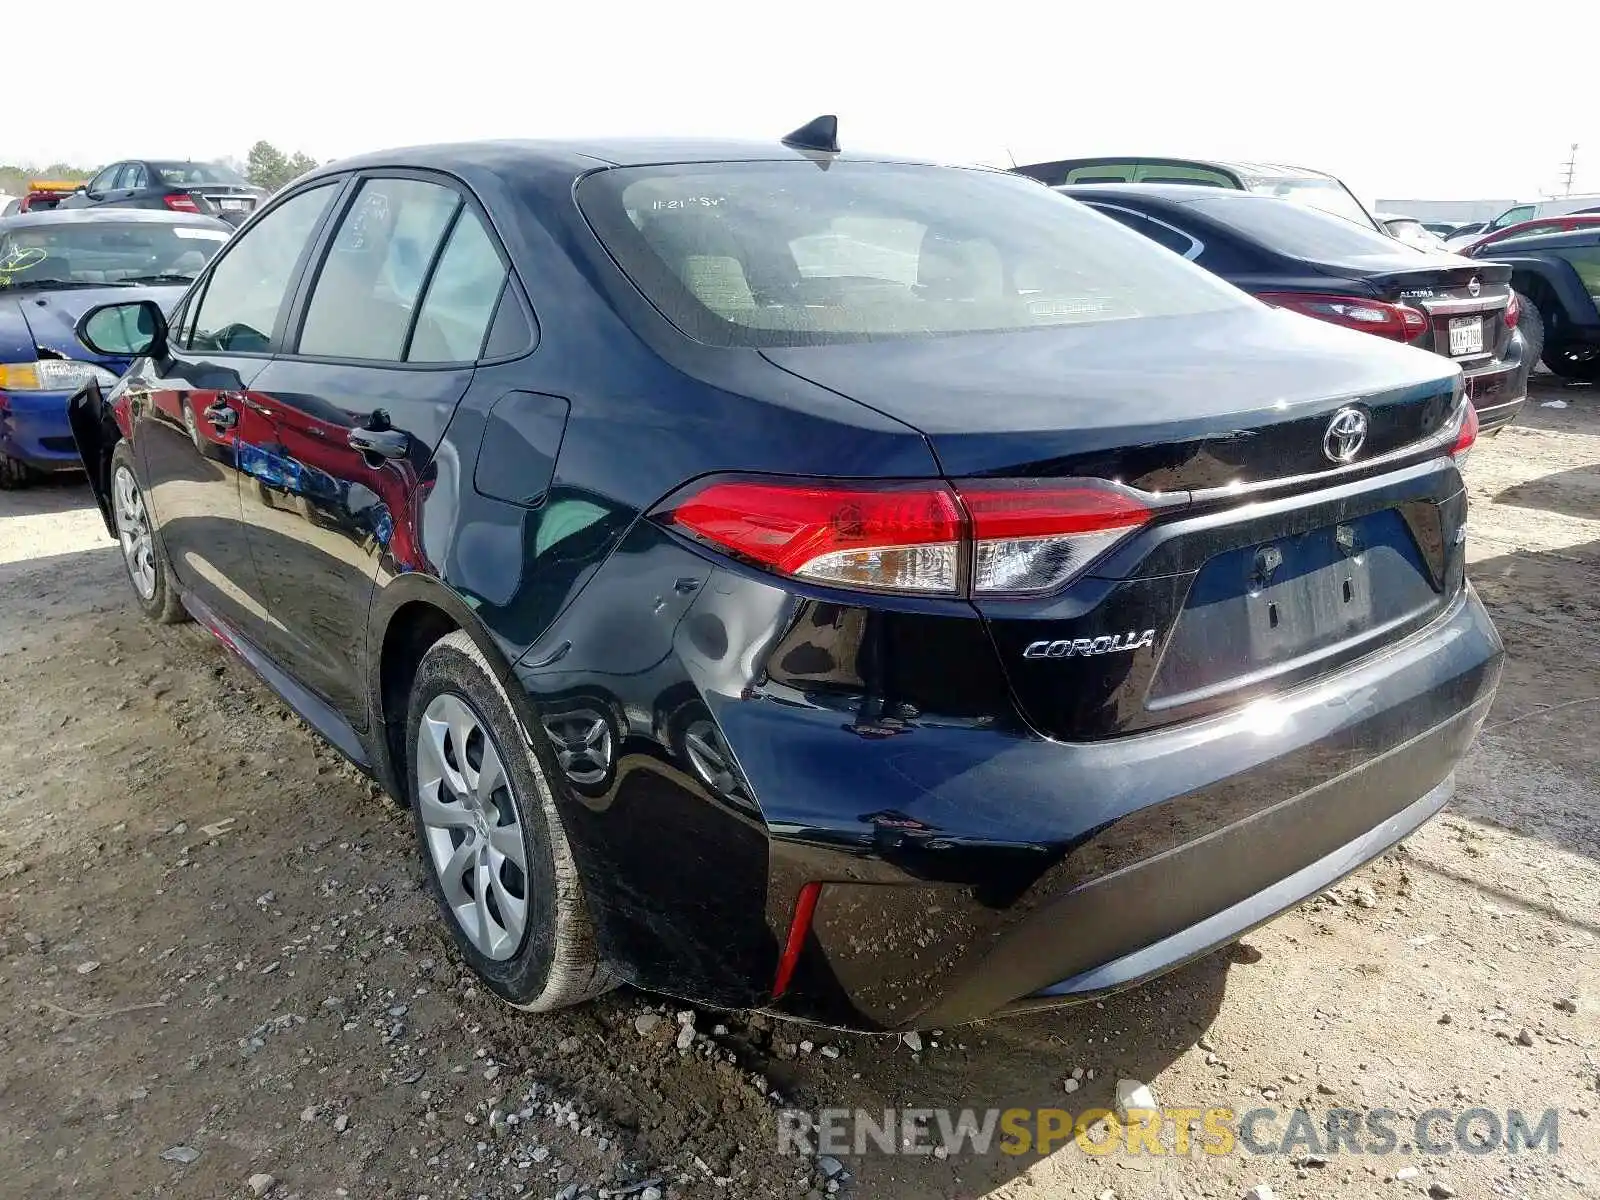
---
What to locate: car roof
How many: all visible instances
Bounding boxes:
[302,137,946,186]
[1059,182,1263,207]
[1020,155,1339,182]
[1480,226,1600,251]
[0,208,233,232]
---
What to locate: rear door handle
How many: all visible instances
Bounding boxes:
[348,427,409,459]
[204,400,237,430]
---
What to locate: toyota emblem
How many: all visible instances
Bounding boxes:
[1323,407,1369,464]
[1467,276,1481,298]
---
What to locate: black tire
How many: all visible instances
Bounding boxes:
[0,453,33,490]
[1542,345,1600,382]
[109,442,187,624]
[406,631,615,1011]
[1514,293,1545,367]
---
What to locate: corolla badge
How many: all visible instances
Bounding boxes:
[1323,406,1369,464]
[1023,630,1156,659]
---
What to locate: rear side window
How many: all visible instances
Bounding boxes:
[578,162,1248,348]
[187,183,337,353]
[1132,164,1235,187]
[1064,162,1137,184]
[298,178,462,361]
[1088,205,1200,257]
[407,211,509,362]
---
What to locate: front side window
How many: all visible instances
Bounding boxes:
[297,177,462,361]
[577,162,1248,348]
[188,183,337,353]
[1493,205,1538,229]
[407,210,509,362]
[88,165,120,194]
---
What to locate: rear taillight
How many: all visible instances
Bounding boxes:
[959,483,1151,594]
[661,477,1153,596]
[1449,399,1479,462]
[163,193,201,212]
[667,480,964,593]
[1504,292,1520,330]
[1258,292,1428,342]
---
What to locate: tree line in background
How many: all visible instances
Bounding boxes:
[0,141,322,200]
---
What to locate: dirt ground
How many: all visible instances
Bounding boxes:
[1,378,1597,1200]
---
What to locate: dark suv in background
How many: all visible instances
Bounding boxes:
[68,130,1502,1031]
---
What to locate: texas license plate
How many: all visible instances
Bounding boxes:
[1449,315,1484,356]
[218,198,248,211]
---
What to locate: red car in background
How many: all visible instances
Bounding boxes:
[2,182,84,216]
[1461,214,1600,256]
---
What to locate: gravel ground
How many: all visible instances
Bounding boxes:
[1,378,1597,1200]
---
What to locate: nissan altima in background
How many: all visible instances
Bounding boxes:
[0,208,230,487]
[67,120,1502,1031]
[1066,183,1530,434]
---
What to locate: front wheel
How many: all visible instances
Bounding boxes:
[109,442,187,624]
[406,631,615,1011]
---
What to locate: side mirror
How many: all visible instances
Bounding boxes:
[76,300,169,359]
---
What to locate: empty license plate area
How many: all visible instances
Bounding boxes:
[1149,509,1440,706]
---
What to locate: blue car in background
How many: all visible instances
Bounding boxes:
[0,208,231,487]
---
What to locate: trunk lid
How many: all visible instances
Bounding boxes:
[184,185,262,216]
[761,305,1459,488]
[1316,256,1516,366]
[762,307,1468,742]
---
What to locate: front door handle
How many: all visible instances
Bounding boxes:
[348,427,409,459]
[204,401,237,430]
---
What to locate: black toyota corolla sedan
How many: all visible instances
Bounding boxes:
[67,122,1501,1031]
[1058,183,1530,435]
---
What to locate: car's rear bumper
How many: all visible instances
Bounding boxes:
[761,584,1500,1030]
[1463,362,1525,433]
[514,523,1501,1031]
[0,388,82,469]
[1461,334,1527,434]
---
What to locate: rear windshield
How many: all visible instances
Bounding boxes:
[577,162,1249,348]
[1183,194,1414,260]
[154,161,248,186]
[1242,177,1377,230]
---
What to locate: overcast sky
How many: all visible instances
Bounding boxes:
[17,0,1599,204]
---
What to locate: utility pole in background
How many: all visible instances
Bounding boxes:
[1560,144,1579,196]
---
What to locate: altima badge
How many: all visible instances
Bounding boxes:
[1023,630,1156,659]
[1323,406,1369,464]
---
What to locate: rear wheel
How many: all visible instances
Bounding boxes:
[1542,345,1600,382]
[1513,293,1545,366]
[0,453,33,490]
[110,443,187,624]
[406,631,615,1011]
